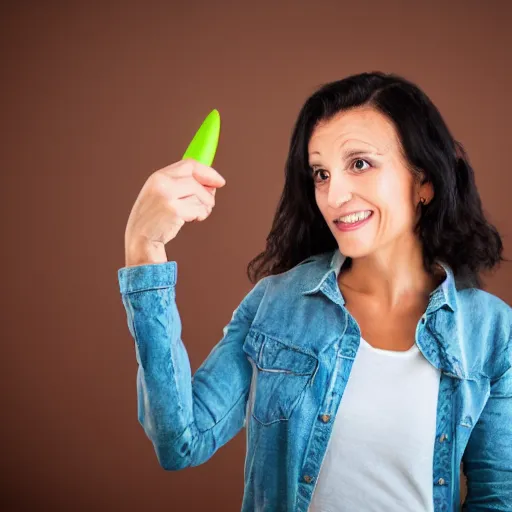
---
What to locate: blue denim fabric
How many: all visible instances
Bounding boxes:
[117,249,512,511]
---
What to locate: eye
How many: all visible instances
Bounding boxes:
[352,159,371,172]
[311,168,329,183]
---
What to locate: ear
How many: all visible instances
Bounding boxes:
[418,181,434,205]
[415,171,434,205]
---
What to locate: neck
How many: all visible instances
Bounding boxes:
[338,236,441,310]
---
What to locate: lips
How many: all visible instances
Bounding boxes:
[334,211,374,232]
[334,210,373,224]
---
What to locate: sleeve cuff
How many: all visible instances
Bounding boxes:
[117,261,177,294]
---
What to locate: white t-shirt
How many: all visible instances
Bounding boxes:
[308,337,441,512]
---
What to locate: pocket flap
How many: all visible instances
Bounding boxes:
[243,329,317,375]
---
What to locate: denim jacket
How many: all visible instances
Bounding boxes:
[117,249,512,511]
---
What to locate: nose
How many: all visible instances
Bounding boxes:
[326,171,353,210]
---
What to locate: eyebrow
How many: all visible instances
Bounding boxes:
[309,149,382,167]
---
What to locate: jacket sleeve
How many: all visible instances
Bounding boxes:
[461,341,512,511]
[117,261,268,470]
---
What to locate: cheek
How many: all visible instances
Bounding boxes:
[315,190,329,217]
[371,170,416,218]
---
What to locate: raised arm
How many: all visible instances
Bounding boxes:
[118,154,263,469]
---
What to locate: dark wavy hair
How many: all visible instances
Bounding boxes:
[247,71,503,288]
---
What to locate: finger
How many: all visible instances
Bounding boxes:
[164,159,226,187]
[188,180,216,207]
[196,203,212,222]
[189,160,226,187]
[205,185,216,196]
[175,197,212,223]
[168,177,216,207]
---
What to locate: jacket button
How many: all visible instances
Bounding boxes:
[439,433,447,442]
[320,414,331,423]
[303,475,314,484]
[438,478,446,486]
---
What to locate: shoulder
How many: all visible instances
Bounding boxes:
[456,288,511,378]
[457,287,511,326]
[242,251,332,309]
[264,251,333,294]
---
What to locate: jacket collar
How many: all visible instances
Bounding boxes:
[300,249,458,313]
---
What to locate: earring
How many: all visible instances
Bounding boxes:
[419,197,426,204]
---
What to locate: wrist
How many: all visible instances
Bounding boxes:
[125,237,167,267]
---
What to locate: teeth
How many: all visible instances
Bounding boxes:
[337,211,372,224]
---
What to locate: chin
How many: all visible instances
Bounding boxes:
[336,240,375,260]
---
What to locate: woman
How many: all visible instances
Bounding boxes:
[118,71,511,511]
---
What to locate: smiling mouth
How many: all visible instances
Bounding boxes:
[334,210,373,225]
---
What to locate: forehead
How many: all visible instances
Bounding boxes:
[308,106,399,153]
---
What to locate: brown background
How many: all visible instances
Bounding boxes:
[2,1,511,511]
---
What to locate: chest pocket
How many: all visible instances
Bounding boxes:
[243,329,318,426]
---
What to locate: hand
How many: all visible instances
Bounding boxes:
[124,158,226,256]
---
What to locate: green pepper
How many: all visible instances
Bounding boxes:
[182,109,220,166]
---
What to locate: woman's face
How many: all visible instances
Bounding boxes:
[308,106,432,259]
